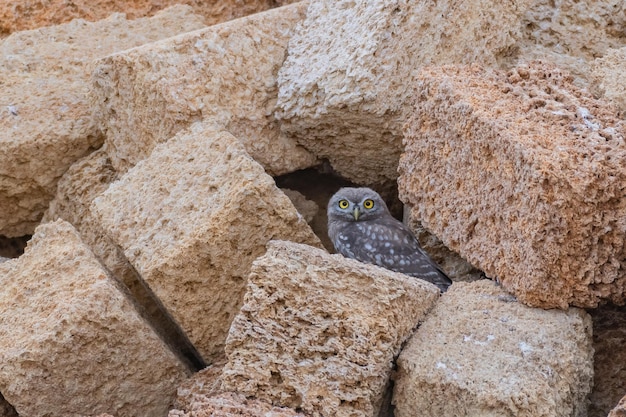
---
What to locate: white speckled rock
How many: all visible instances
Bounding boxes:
[393,280,593,417]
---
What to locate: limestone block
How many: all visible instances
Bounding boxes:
[281,188,318,224]
[92,122,322,362]
[0,220,190,417]
[169,392,306,417]
[0,5,207,237]
[91,1,316,176]
[591,47,626,118]
[275,0,624,186]
[222,240,440,417]
[609,396,626,417]
[393,280,593,417]
[399,62,626,309]
[42,150,204,370]
[588,305,626,417]
[0,0,298,37]
[517,0,626,85]
[275,0,535,186]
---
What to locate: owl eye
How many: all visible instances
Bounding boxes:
[363,199,375,209]
[338,199,350,209]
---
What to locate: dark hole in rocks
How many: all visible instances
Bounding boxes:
[0,234,31,258]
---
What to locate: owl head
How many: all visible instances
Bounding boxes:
[327,187,390,222]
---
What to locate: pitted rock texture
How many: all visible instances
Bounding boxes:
[91,2,316,176]
[393,280,594,417]
[92,122,321,362]
[399,62,626,309]
[275,0,624,187]
[591,47,626,118]
[0,220,190,417]
[275,0,534,186]
[0,0,299,37]
[0,5,207,237]
[169,392,306,417]
[222,240,440,417]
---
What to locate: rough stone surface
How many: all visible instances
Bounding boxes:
[589,305,626,417]
[0,0,300,37]
[0,220,190,417]
[173,359,227,411]
[91,2,316,176]
[92,122,322,362]
[41,150,203,370]
[591,47,626,119]
[393,280,594,417]
[609,396,626,417]
[275,0,534,186]
[275,0,625,186]
[281,188,318,224]
[222,240,440,417]
[169,392,306,417]
[399,62,626,309]
[0,5,207,237]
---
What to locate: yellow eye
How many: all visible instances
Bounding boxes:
[338,199,349,209]
[363,199,375,209]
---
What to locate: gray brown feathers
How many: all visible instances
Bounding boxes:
[327,187,452,292]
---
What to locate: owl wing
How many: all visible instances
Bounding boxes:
[349,218,452,292]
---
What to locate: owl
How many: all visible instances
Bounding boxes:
[327,187,452,292]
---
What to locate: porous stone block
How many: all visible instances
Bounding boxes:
[0,0,297,37]
[222,240,440,417]
[393,280,593,417]
[609,396,626,417]
[91,1,316,176]
[0,5,206,237]
[0,220,190,417]
[275,0,624,186]
[591,47,626,118]
[92,122,322,362]
[169,392,306,417]
[399,62,626,309]
[275,0,535,186]
[588,305,626,417]
[42,150,203,369]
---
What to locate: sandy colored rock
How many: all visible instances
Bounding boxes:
[393,280,593,417]
[0,0,300,37]
[588,305,626,417]
[42,150,203,370]
[591,47,626,118]
[0,220,190,417]
[275,0,624,186]
[399,62,626,309]
[92,122,322,362]
[281,189,318,224]
[91,2,316,176]
[169,392,306,417]
[609,396,626,417]
[222,240,440,417]
[0,5,207,238]
[275,0,534,186]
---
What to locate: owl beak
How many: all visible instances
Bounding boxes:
[352,207,361,221]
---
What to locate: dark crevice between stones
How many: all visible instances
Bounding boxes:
[0,235,31,258]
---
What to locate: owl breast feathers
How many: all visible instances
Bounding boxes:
[327,187,452,292]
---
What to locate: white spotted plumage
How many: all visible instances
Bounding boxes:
[327,187,452,292]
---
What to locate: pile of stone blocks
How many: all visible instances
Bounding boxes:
[0,0,625,416]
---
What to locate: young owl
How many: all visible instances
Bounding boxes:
[327,187,452,292]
